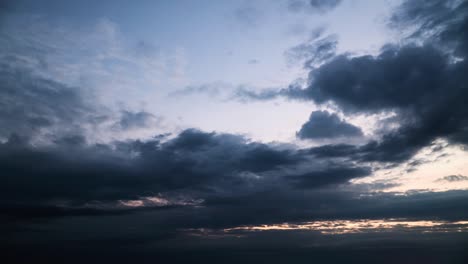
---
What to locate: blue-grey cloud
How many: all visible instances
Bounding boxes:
[288,166,371,188]
[168,83,224,98]
[0,62,97,140]
[285,34,337,67]
[248,59,259,64]
[114,110,160,130]
[297,110,363,140]
[390,0,468,58]
[436,174,468,182]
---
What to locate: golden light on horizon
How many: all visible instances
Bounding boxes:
[222,219,468,234]
[184,219,468,237]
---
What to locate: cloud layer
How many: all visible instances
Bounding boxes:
[2,0,468,262]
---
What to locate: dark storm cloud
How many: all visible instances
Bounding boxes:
[288,166,371,188]
[304,131,434,163]
[296,45,450,113]
[297,110,363,139]
[1,126,322,209]
[305,143,357,158]
[295,45,468,162]
[5,120,467,229]
[238,0,468,165]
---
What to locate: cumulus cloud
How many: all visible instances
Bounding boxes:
[297,110,363,140]
[237,0,468,165]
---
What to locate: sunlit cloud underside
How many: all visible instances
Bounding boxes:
[185,219,468,236]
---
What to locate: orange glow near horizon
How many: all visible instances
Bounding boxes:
[222,219,468,234]
[184,219,468,236]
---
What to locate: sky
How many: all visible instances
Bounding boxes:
[1,0,468,263]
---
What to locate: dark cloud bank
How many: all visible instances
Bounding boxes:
[2,0,468,263]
